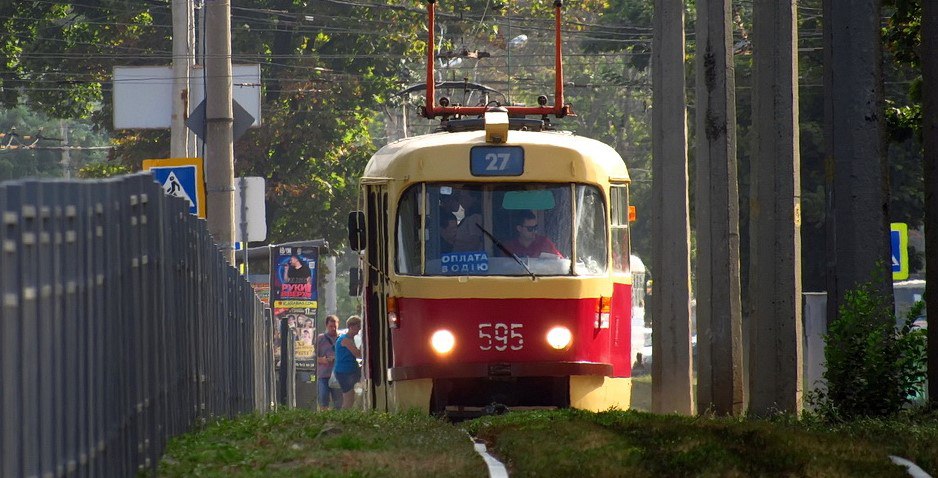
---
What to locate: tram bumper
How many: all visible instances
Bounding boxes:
[388,361,612,381]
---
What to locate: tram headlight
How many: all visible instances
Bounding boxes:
[546,326,573,350]
[430,329,456,355]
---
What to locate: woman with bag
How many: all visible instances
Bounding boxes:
[315,315,342,410]
[334,315,363,409]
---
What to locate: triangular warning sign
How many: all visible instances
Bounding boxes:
[162,171,195,208]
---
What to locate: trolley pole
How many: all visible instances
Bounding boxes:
[204,0,236,263]
[694,0,745,416]
[651,0,695,416]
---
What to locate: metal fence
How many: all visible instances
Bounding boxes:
[0,173,276,477]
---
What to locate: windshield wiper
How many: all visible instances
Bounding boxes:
[476,223,536,280]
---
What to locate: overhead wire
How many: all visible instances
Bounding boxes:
[2,0,833,99]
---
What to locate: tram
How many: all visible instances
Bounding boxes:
[347,0,638,416]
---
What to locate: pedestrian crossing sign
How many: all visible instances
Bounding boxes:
[142,158,206,218]
[890,222,909,281]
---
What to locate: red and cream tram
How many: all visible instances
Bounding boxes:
[346,0,638,416]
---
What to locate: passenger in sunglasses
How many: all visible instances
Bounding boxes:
[502,210,562,258]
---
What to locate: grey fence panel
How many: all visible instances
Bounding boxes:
[1,183,23,477]
[61,181,81,477]
[20,183,41,477]
[0,174,275,476]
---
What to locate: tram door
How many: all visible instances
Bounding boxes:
[362,183,392,410]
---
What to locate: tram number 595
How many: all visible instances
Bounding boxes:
[478,323,524,351]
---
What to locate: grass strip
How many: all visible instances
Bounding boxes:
[462,408,938,478]
[158,408,485,477]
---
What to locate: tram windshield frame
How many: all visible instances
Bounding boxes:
[396,182,608,277]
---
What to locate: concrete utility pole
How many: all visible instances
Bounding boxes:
[749,0,803,416]
[651,0,695,416]
[171,0,194,158]
[694,0,744,416]
[59,121,71,179]
[205,0,236,263]
[822,0,891,324]
[922,1,938,403]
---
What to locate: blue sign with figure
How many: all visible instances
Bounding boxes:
[142,158,206,218]
[890,222,909,281]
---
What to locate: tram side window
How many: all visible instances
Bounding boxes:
[574,185,608,275]
[610,185,630,274]
[396,186,422,274]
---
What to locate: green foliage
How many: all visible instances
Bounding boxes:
[811,280,927,420]
[883,0,922,68]
[0,105,110,181]
[78,161,130,178]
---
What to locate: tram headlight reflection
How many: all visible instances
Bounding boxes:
[430,329,456,355]
[546,326,573,350]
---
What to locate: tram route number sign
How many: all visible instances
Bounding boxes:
[470,146,524,176]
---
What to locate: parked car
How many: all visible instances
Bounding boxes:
[894,280,927,329]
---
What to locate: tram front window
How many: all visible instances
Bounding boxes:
[395,183,608,276]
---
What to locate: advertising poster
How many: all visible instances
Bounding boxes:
[271,245,319,370]
[247,274,270,305]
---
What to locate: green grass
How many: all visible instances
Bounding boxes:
[462,408,938,477]
[157,408,485,477]
[158,406,938,477]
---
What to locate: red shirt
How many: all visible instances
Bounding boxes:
[502,236,562,258]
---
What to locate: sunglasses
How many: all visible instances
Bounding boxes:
[521,224,538,232]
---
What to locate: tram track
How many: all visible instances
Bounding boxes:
[470,435,509,478]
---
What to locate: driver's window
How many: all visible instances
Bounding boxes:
[396,186,421,274]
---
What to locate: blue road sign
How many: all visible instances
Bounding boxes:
[142,158,206,218]
[890,222,909,281]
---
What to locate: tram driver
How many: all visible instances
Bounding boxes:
[501,210,563,258]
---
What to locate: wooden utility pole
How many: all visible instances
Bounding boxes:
[651,0,695,415]
[922,1,938,403]
[694,0,744,416]
[749,0,803,416]
[171,0,194,158]
[205,0,235,262]
[823,0,891,324]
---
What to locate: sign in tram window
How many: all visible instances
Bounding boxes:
[470,146,524,176]
[441,251,490,274]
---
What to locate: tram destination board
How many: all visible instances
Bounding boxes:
[470,146,524,176]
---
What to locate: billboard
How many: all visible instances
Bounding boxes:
[112,64,262,129]
[270,245,319,370]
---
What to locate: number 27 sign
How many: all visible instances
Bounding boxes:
[470,146,524,176]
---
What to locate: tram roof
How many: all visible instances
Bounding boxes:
[362,130,630,184]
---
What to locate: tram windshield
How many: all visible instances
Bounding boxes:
[396,183,608,276]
